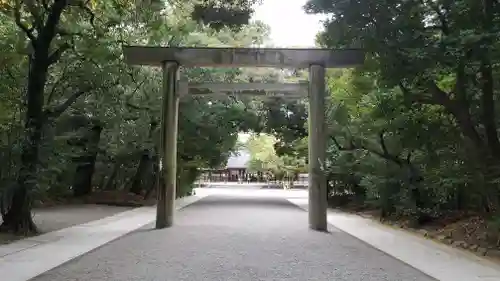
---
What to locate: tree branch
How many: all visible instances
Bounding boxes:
[44,69,124,121]
[44,89,89,119]
[24,0,44,31]
[56,27,85,37]
[14,0,36,42]
[46,62,71,104]
[453,55,469,105]
[400,80,452,107]
[361,131,404,167]
[74,0,95,27]
[378,130,390,156]
[48,43,72,65]
[425,81,484,149]
[38,0,69,51]
[126,102,151,111]
[333,129,406,167]
[406,150,413,164]
[399,82,439,105]
[423,0,449,35]
[331,136,345,150]
[426,80,453,106]
[41,0,50,10]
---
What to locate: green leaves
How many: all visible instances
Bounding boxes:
[331,102,349,126]
[304,0,500,226]
[190,0,260,30]
[245,133,305,175]
[0,0,277,201]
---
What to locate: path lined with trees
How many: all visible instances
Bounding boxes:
[29,194,435,281]
[1,0,500,260]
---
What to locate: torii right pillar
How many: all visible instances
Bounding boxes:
[308,64,327,231]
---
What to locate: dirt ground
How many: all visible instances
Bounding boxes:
[332,204,500,263]
[0,204,132,244]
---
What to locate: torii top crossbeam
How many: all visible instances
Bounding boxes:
[123,46,364,68]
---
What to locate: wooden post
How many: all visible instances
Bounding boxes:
[308,64,328,231]
[156,61,180,229]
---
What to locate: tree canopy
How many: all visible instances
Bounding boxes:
[0,0,280,234]
[283,0,500,237]
[238,0,500,247]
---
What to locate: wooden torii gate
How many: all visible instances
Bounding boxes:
[122,46,364,231]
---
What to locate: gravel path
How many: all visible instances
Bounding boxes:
[31,195,435,281]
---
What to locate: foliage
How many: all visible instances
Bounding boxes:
[191,0,262,30]
[297,0,500,233]
[245,133,306,180]
[246,134,280,172]
[0,0,270,233]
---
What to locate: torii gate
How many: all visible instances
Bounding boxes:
[123,46,364,231]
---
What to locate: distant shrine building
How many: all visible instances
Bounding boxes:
[200,150,267,182]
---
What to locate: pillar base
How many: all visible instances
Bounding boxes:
[309,224,328,232]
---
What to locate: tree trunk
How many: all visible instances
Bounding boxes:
[130,150,153,195]
[144,155,159,200]
[1,122,42,234]
[96,175,105,190]
[1,0,70,233]
[72,125,103,197]
[104,162,120,190]
[1,56,49,233]
[0,182,37,234]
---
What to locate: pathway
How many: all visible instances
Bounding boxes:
[3,185,500,281]
[30,190,432,281]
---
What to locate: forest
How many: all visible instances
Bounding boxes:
[0,0,292,234]
[301,0,500,253]
[241,0,500,255]
[1,0,500,255]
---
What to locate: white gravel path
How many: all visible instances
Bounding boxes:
[31,194,434,281]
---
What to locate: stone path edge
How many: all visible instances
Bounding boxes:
[0,194,208,281]
[287,198,500,281]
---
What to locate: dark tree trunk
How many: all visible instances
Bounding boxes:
[72,160,94,197]
[72,125,103,197]
[1,56,49,234]
[142,120,159,199]
[144,155,159,200]
[104,162,120,190]
[0,182,37,234]
[98,174,107,190]
[479,0,500,158]
[1,0,70,233]
[129,150,153,195]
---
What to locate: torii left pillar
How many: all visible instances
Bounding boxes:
[156,61,180,229]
